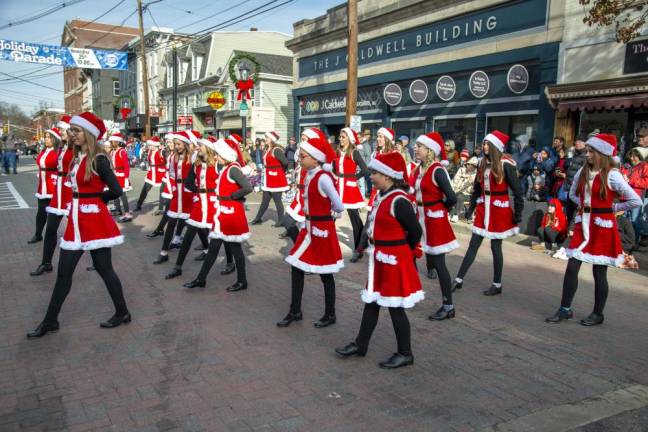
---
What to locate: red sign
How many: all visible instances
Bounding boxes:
[178,115,193,126]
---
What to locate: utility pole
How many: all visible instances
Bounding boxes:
[345,0,358,126]
[172,47,178,131]
[137,0,151,138]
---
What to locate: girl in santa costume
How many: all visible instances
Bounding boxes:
[184,138,252,292]
[250,131,289,226]
[29,127,61,244]
[153,131,194,264]
[165,136,221,280]
[27,112,130,338]
[276,133,344,329]
[546,134,641,326]
[31,117,75,276]
[135,136,166,211]
[108,132,133,222]
[336,127,369,255]
[452,131,523,296]
[147,134,175,238]
[335,152,423,369]
[413,132,459,320]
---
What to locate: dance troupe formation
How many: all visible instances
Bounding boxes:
[25,111,642,369]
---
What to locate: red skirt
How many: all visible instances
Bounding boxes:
[210,200,250,242]
[60,198,123,250]
[286,194,304,222]
[339,177,365,209]
[186,193,217,229]
[472,197,519,239]
[115,172,132,192]
[418,205,459,255]
[285,220,343,273]
[567,213,624,266]
[167,185,194,219]
[46,178,72,216]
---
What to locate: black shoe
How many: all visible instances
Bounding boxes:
[545,308,573,323]
[86,266,95,271]
[483,285,502,296]
[335,342,366,358]
[313,314,336,328]
[226,281,248,292]
[429,306,455,321]
[165,267,182,279]
[153,209,164,216]
[183,279,206,289]
[273,222,283,228]
[451,280,463,292]
[153,254,169,264]
[276,312,302,327]
[250,219,263,225]
[194,245,204,251]
[110,209,122,216]
[134,206,142,212]
[427,268,437,279]
[30,263,53,276]
[220,263,235,275]
[146,230,163,238]
[100,312,131,328]
[27,321,59,338]
[580,313,604,326]
[27,235,43,244]
[169,242,181,250]
[379,353,414,369]
[278,231,288,239]
[194,252,207,261]
[350,251,364,263]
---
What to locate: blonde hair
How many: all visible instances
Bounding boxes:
[420,148,437,170]
[73,129,108,181]
[382,137,395,154]
[196,144,216,167]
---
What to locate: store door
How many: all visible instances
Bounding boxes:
[393,121,426,143]
[433,117,477,153]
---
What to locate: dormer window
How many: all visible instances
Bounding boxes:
[192,54,203,81]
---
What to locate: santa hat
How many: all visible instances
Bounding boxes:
[340,127,359,145]
[377,127,395,143]
[265,130,280,144]
[147,136,161,146]
[57,115,71,130]
[587,133,618,158]
[173,131,192,145]
[368,152,407,180]
[45,127,62,142]
[69,112,106,140]
[416,132,448,166]
[228,133,243,147]
[198,137,218,152]
[226,138,245,165]
[483,130,510,153]
[164,133,175,141]
[460,148,470,159]
[301,127,326,143]
[108,132,124,143]
[300,130,336,166]
[214,138,243,165]
[187,130,202,145]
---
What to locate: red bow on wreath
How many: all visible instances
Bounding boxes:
[236,79,254,101]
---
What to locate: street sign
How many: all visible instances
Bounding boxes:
[239,101,249,117]
[177,115,193,126]
[350,115,362,132]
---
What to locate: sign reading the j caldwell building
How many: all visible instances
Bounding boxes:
[298,0,548,78]
[624,39,648,75]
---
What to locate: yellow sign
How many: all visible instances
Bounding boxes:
[207,91,226,110]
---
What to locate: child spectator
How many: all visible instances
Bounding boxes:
[532,199,567,253]
[526,164,547,202]
[450,153,477,222]
[620,147,648,246]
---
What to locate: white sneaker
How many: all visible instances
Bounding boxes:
[451,215,459,223]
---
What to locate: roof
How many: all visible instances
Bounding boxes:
[232,51,293,77]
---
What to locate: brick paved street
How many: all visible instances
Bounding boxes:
[2,161,648,431]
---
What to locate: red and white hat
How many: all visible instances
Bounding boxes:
[483,130,510,153]
[340,127,359,145]
[173,131,192,145]
[228,133,243,146]
[45,127,62,141]
[300,128,336,164]
[368,152,407,180]
[460,148,470,159]
[377,127,395,143]
[586,133,618,157]
[70,112,106,140]
[57,115,71,130]
[265,130,280,144]
[108,132,124,143]
[147,136,161,146]
[198,137,218,152]
[186,130,202,145]
[301,127,326,143]
[164,133,175,141]
[214,138,244,165]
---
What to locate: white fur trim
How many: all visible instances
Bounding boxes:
[57,120,70,130]
[161,192,173,199]
[341,127,356,144]
[301,142,326,162]
[79,204,100,214]
[215,139,237,161]
[343,201,366,210]
[594,217,613,229]
[265,131,279,143]
[361,289,424,309]
[108,135,123,143]
[261,185,289,192]
[312,227,329,238]
[377,127,394,142]
[35,193,53,199]
[471,225,519,239]
[46,129,62,141]
[302,129,318,140]
[424,240,459,255]
[210,231,251,243]
[174,134,192,145]
[375,251,397,265]
[70,115,100,138]
[166,210,190,219]
[425,209,445,218]
[493,200,510,208]
[586,136,614,156]
[322,163,334,173]
[186,219,213,229]
[144,179,162,187]
[147,139,161,146]
[60,235,124,251]
[368,158,404,180]
[286,207,305,222]
[566,249,624,267]
[484,133,504,152]
[46,206,69,216]
[285,256,344,274]
[416,135,441,155]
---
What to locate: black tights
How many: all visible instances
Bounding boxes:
[34,198,49,238]
[560,258,609,315]
[281,214,300,243]
[41,213,63,265]
[154,199,171,232]
[195,239,246,284]
[136,183,164,210]
[355,303,412,356]
[347,209,364,250]
[161,218,186,252]
[289,267,335,316]
[537,226,560,250]
[174,226,214,267]
[43,248,128,323]
[113,193,130,213]
[426,253,453,305]
[456,233,503,284]
[254,191,284,222]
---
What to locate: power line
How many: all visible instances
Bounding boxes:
[0,0,88,30]
[0,72,64,93]
[175,0,253,31]
[78,0,129,28]
[0,70,63,84]
[0,88,63,104]
[84,9,138,48]
[198,0,294,34]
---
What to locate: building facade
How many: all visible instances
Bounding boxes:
[287,0,565,151]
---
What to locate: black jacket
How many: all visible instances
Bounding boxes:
[564,148,587,191]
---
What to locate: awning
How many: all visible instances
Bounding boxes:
[546,76,648,113]
[557,93,648,113]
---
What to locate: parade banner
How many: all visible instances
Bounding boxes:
[0,39,128,70]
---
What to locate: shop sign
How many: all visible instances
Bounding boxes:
[178,115,193,126]
[207,91,226,110]
[299,0,548,78]
[469,71,489,98]
[383,83,402,106]
[350,115,362,132]
[300,86,383,116]
[507,64,529,94]
[624,39,648,74]
[409,79,429,104]
[436,75,456,101]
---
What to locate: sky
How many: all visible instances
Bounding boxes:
[0,0,343,115]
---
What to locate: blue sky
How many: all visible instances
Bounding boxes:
[0,0,342,114]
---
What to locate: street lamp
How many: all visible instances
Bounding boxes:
[238,63,251,142]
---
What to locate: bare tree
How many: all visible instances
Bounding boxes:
[579,0,648,43]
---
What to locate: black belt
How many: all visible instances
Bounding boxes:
[114,166,125,171]
[217,195,245,202]
[266,165,282,169]
[150,164,165,167]
[340,173,357,179]
[583,207,613,214]
[72,192,102,198]
[416,199,443,207]
[305,215,333,221]
[199,188,216,193]
[484,190,508,196]
[42,168,57,172]
[369,238,408,246]
[57,171,68,176]
[297,184,305,190]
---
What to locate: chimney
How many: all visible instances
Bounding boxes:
[250,27,258,31]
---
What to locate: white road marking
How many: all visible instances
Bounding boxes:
[0,182,29,209]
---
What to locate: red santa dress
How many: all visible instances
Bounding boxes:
[167,155,194,219]
[35,147,58,200]
[145,148,167,187]
[211,162,250,242]
[186,163,218,229]
[262,147,289,192]
[46,145,74,216]
[111,147,132,192]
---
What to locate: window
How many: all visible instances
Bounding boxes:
[180,61,189,83]
[166,62,172,87]
[433,117,477,153]
[112,80,120,97]
[183,96,189,114]
[151,52,157,76]
[487,114,539,151]
[191,55,203,81]
[229,89,236,110]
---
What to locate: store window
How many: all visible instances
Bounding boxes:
[487,114,538,150]
[433,117,476,153]
[392,120,426,143]
[578,111,628,142]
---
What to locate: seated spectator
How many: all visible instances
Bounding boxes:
[526,164,547,202]
[395,139,412,163]
[450,154,477,222]
[617,211,639,269]
[551,147,567,199]
[445,139,460,178]
[532,199,567,253]
[620,147,648,246]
